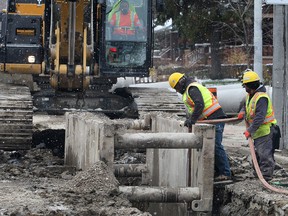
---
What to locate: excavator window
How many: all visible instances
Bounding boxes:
[106,0,147,42]
[102,0,151,76]
[107,0,143,7]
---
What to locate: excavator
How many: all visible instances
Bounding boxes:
[0,0,168,150]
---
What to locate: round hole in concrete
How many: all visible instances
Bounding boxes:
[193,202,199,209]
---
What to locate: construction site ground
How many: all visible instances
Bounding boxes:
[0,114,288,215]
[217,121,288,216]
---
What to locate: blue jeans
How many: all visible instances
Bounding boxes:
[215,123,231,177]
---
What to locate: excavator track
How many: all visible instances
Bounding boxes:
[0,83,33,150]
[129,87,186,117]
[0,83,183,151]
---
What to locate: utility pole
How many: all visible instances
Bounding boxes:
[254,0,263,80]
[272,5,288,149]
[264,0,288,149]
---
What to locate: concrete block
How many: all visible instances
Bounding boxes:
[64,112,115,170]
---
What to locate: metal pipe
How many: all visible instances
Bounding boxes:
[119,186,200,203]
[68,1,76,66]
[115,133,202,149]
[114,164,147,177]
[254,0,263,78]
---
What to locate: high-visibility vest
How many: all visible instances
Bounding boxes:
[115,11,135,28]
[112,11,138,35]
[182,82,221,120]
[245,92,277,139]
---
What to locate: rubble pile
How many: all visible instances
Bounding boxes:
[63,161,119,194]
[215,149,288,216]
[0,148,151,215]
[0,115,288,215]
[228,150,288,181]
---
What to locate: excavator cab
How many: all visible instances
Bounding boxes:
[101,0,152,77]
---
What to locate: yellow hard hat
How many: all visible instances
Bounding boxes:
[242,71,260,84]
[169,72,184,88]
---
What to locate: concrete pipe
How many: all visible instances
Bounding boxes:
[114,164,147,177]
[115,133,202,149]
[119,186,200,203]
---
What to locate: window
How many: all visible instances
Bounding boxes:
[104,0,149,68]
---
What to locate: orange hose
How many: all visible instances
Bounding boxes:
[198,117,239,124]
[179,117,240,127]
[197,118,288,193]
[248,137,288,195]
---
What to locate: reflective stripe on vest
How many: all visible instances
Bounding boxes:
[182,82,221,120]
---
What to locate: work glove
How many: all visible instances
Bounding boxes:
[184,119,196,128]
[237,111,245,120]
[243,130,250,139]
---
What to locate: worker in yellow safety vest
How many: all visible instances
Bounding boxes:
[168,72,231,181]
[239,70,278,181]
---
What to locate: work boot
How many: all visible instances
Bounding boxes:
[214,175,231,182]
[263,176,273,182]
[252,171,273,181]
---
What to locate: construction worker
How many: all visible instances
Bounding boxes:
[168,72,232,181]
[109,0,142,38]
[239,70,277,181]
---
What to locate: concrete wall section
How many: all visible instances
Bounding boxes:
[65,112,114,170]
[149,114,188,187]
[146,114,188,216]
[146,114,215,216]
[192,124,215,212]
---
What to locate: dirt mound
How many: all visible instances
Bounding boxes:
[63,161,119,194]
[0,148,151,216]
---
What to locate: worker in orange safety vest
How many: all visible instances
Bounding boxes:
[109,0,142,37]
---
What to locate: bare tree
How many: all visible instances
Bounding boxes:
[216,0,254,67]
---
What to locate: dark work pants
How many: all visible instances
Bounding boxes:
[215,123,231,177]
[254,129,275,178]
